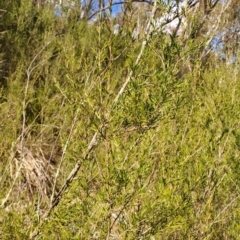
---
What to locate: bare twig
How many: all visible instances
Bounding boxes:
[87,0,153,20]
[113,0,157,103]
[50,108,79,203]
[201,0,234,59]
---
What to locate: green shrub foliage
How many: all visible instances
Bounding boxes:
[1,0,240,239]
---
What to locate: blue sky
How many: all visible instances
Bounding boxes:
[54,0,123,18]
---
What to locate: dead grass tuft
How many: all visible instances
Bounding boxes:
[10,141,61,203]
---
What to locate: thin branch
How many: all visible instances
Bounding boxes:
[113,0,157,103]
[87,0,153,20]
[50,108,79,203]
[201,0,234,59]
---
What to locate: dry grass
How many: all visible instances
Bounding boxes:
[8,141,61,205]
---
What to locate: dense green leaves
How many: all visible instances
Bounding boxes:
[1,1,240,239]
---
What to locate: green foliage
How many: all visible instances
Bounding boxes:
[1,1,240,239]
